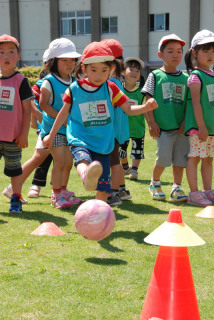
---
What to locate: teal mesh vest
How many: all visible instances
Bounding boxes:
[153,69,188,130]
[184,69,214,135]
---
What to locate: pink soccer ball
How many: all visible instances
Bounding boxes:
[75,199,116,241]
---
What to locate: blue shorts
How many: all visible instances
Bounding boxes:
[69,145,111,194]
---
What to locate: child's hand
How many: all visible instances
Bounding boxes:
[149,122,160,138]
[178,121,184,133]
[43,134,53,149]
[15,134,28,149]
[145,98,158,112]
[198,126,208,142]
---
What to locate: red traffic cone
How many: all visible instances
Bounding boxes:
[31,222,65,236]
[140,209,205,320]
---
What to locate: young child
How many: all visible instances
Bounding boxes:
[120,57,145,180]
[43,41,158,203]
[0,34,33,213]
[184,29,214,206]
[101,38,131,206]
[142,34,189,202]
[40,38,82,209]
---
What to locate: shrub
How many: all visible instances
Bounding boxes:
[18,65,43,86]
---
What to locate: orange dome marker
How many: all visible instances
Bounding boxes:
[196,205,214,219]
[140,209,205,320]
[31,222,65,236]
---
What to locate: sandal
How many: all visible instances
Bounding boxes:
[28,185,41,198]
[187,191,212,207]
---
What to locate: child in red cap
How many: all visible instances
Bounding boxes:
[43,41,158,203]
[0,34,34,213]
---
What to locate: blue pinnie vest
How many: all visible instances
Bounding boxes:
[66,80,115,154]
[34,79,43,130]
[40,74,71,138]
[109,77,129,144]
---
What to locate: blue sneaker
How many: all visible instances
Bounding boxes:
[9,194,22,214]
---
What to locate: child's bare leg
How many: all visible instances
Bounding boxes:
[96,190,108,202]
[186,157,200,192]
[51,146,66,189]
[152,164,165,181]
[11,174,22,194]
[172,165,184,185]
[132,159,141,168]
[61,147,73,187]
[111,164,123,190]
[201,157,213,190]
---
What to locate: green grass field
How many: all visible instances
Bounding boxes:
[0,129,213,320]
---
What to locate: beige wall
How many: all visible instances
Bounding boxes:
[19,0,50,64]
[0,0,11,34]
[200,0,214,31]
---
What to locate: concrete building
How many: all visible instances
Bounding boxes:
[0,0,212,75]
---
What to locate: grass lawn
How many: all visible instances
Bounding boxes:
[0,128,213,320]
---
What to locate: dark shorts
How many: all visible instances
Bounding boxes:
[110,139,120,166]
[69,145,111,194]
[119,136,145,160]
[0,141,22,177]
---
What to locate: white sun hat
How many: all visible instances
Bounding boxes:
[48,38,81,59]
[158,34,186,51]
[191,29,214,49]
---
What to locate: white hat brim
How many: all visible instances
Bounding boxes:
[195,37,214,46]
[55,52,82,59]
[125,57,144,69]
[83,55,115,64]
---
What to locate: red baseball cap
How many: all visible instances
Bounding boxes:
[82,41,115,64]
[0,34,20,48]
[101,39,123,58]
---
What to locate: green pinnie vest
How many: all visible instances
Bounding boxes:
[153,69,188,130]
[123,85,145,138]
[184,69,214,135]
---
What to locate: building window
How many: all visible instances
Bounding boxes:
[101,17,118,34]
[60,11,91,36]
[149,13,169,31]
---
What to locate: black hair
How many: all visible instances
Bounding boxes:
[74,60,114,79]
[123,59,145,87]
[185,42,214,74]
[39,68,48,79]
[46,58,60,77]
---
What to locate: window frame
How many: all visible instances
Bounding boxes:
[60,11,91,36]
[149,13,169,32]
[101,16,118,35]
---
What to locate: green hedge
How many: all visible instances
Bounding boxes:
[18,65,43,86]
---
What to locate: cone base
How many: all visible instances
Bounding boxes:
[196,206,214,219]
[31,222,65,236]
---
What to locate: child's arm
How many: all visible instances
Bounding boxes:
[120,96,158,115]
[143,94,160,138]
[43,102,70,149]
[190,83,208,141]
[15,99,31,148]
[39,87,58,119]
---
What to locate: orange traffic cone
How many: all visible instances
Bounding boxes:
[140,209,205,320]
[31,222,65,236]
[196,206,214,219]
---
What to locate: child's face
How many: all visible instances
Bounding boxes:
[158,41,183,69]
[57,58,76,79]
[193,46,214,70]
[0,42,20,76]
[123,66,141,85]
[83,62,112,86]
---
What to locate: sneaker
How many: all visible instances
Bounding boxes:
[81,161,103,191]
[187,191,212,207]
[129,169,138,180]
[28,185,41,198]
[149,183,166,200]
[3,184,28,204]
[9,194,22,214]
[51,193,72,209]
[62,189,82,205]
[107,193,122,206]
[169,187,188,202]
[118,188,132,200]
[123,165,131,176]
[203,189,214,203]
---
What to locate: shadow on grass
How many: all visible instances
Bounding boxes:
[0,210,68,227]
[85,257,127,266]
[0,219,7,224]
[126,178,171,186]
[98,229,149,253]
[118,202,168,215]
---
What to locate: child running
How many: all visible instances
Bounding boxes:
[184,29,214,206]
[43,41,158,203]
[40,38,82,209]
[142,34,189,202]
[0,34,33,213]
[120,57,145,180]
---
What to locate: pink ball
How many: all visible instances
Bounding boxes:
[75,199,116,241]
